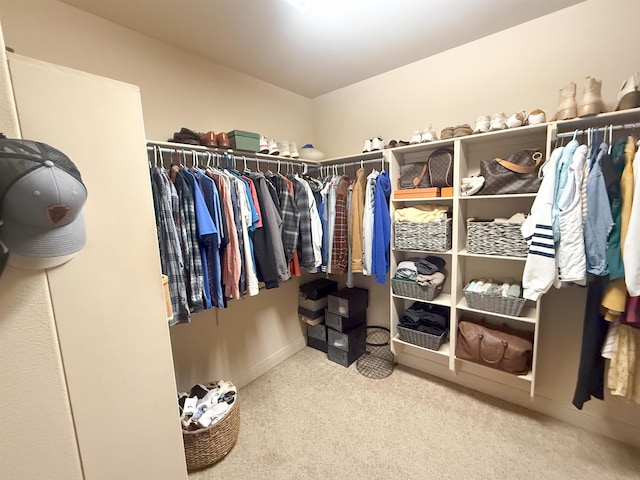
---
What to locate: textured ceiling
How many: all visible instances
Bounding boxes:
[59,0,584,98]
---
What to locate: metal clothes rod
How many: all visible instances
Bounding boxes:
[556,122,640,138]
[146,144,312,170]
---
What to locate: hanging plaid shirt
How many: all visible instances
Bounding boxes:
[267,174,300,264]
[331,175,351,274]
[172,168,205,313]
[290,175,316,270]
[150,168,190,325]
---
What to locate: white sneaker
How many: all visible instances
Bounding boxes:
[277,140,290,157]
[410,130,422,144]
[526,109,546,125]
[362,138,372,153]
[289,141,299,158]
[473,115,490,134]
[269,138,279,155]
[489,112,507,131]
[421,126,438,142]
[370,136,383,151]
[506,111,526,128]
[259,135,269,154]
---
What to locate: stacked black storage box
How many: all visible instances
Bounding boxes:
[325,287,368,367]
[299,279,338,353]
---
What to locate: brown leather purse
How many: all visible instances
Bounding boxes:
[455,321,532,374]
[479,148,543,195]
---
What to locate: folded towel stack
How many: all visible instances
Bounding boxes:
[464,279,522,298]
[393,256,447,286]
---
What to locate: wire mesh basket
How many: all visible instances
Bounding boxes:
[357,326,394,379]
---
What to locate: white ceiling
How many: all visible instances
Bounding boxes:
[59,0,584,98]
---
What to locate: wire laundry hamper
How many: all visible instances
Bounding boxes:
[357,326,395,379]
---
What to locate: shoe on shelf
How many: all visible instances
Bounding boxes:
[421,125,438,142]
[397,140,411,146]
[506,111,526,129]
[269,138,279,155]
[578,76,606,117]
[278,140,291,157]
[489,112,507,131]
[440,126,454,140]
[472,115,490,134]
[200,131,217,147]
[616,73,640,111]
[553,82,577,120]
[216,132,230,148]
[453,124,473,137]
[526,109,546,125]
[289,141,299,158]
[362,138,372,153]
[410,130,422,144]
[385,140,398,149]
[371,136,384,151]
[259,135,270,154]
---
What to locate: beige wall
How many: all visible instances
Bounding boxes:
[0,0,314,394]
[0,24,84,479]
[312,0,640,445]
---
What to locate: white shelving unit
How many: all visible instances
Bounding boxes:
[318,107,640,400]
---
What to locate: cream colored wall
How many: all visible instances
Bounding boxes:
[8,54,188,479]
[0,0,313,145]
[0,0,314,393]
[312,0,640,446]
[0,24,84,480]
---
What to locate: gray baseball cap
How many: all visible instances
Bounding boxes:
[0,138,87,269]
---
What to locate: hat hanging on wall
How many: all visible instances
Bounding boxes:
[0,137,88,272]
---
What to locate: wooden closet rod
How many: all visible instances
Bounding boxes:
[556,122,640,138]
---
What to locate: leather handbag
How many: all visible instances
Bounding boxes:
[398,148,453,189]
[399,162,431,189]
[479,148,543,195]
[427,149,453,187]
[455,321,532,374]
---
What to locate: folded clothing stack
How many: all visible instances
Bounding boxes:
[394,205,449,223]
[394,255,447,286]
[179,381,237,431]
[464,279,522,298]
[399,301,449,336]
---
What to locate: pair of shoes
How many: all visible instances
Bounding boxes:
[616,73,640,111]
[440,126,454,139]
[363,136,384,153]
[554,77,606,120]
[489,113,507,131]
[506,111,526,128]
[526,109,546,125]
[259,135,269,154]
[453,124,473,137]
[461,176,485,196]
[411,126,439,143]
[473,116,490,134]
[169,127,201,145]
[385,139,411,148]
[267,140,299,157]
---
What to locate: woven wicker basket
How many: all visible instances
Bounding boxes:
[394,218,452,252]
[466,220,528,257]
[391,277,443,301]
[464,291,526,317]
[182,399,240,471]
[397,325,447,350]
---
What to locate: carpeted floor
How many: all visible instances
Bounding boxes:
[189,347,640,480]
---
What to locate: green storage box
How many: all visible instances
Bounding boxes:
[227,130,259,152]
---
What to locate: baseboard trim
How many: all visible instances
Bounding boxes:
[397,352,640,448]
[232,336,306,390]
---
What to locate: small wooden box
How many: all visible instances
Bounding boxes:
[393,187,440,199]
[441,187,454,197]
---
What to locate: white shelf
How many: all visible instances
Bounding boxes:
[456,297,537,324]
[455,357,533,387]
[458,249,527,262]
[392,196,453,202]
[392,292,452,307]
[458,193,537,200]
[392,248,453,255]
[393,335,450,361]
